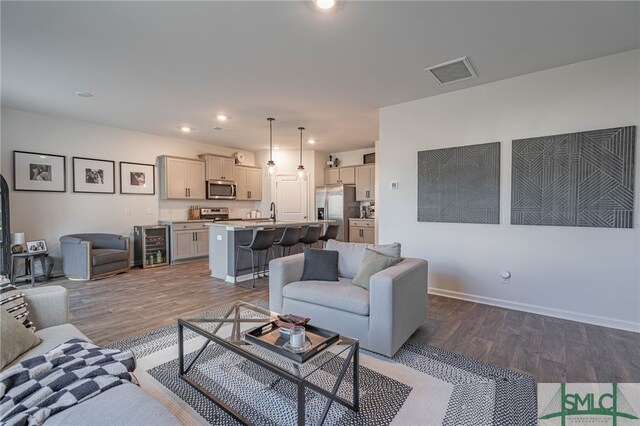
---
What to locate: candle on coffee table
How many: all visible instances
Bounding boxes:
[290,326,305,348]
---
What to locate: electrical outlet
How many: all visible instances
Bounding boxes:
[124,208,131,215]
[216,235,222,241]
[390,181,399,190]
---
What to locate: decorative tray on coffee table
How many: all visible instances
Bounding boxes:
[244,321,339,363]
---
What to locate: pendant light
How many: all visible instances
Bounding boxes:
[296,127,306,181]
[264,118,278,178]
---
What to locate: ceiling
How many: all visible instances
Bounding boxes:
[2,1,638,152]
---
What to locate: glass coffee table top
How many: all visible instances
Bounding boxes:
[179,300,357,380]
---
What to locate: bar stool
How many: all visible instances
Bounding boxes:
[298,226,322,250]
[235,228,276,288]
[273,227,302,257]
[318,224,340,247]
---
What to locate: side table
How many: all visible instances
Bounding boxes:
[10,252,48,287]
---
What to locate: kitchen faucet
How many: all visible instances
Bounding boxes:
[270,202,276,223]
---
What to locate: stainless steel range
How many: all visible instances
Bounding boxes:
[199,207,242,222]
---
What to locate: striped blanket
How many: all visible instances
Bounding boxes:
[0,339,137,426]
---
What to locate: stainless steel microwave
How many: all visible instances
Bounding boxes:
[206,180,236,200]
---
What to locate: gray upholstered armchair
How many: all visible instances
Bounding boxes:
[59,233,130,281]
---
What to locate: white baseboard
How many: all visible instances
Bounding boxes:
[428,287,640,333]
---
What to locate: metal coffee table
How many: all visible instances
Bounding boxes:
[178,301,359,425]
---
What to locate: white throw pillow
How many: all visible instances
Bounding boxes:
[325,240,401,279]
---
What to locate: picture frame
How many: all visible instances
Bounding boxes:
[72,157,115,194]
[26,239,47,254]
[119,162,155,195]
[363,153,375,164]
[13,151,66,192]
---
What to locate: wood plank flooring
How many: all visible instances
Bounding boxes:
[47,260,639,383]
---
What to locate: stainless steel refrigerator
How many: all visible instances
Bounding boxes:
[315,185,359,242]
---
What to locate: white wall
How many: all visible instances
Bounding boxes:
[0,108,257,274]
[329,147,375,167]
[379,50,640,331]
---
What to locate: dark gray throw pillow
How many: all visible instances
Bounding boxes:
[300,248,339,282]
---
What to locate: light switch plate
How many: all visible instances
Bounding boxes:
[390,181,399,190]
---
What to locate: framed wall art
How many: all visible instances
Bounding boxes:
[119,161,155,195]
[13,151,66,192]
[72,157,115,194]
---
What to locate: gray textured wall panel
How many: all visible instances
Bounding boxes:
[511,126,636,228]
[418,142,501,224]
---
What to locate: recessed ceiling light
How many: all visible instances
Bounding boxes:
[308,139,316,145]
[314,0,336,10]
[179,126,193,133]
[215,114,229,121]
[74,91,93,98]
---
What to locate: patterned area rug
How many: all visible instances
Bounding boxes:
[108,300,537,425]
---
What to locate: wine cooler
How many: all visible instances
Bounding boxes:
[134,225,169,268]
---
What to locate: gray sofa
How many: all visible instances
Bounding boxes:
[60,233,130,280]
[269,240,428,357]
[2,286,180,425]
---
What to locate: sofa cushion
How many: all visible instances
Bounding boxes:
[352,249,404,290]
[283,279,370,316]
[92,249,129,266]
[325,240,401,279]
[44,382,181,426]
[5,323,90,370]
[1,309,42,369]
[300,248,339,282]
[1,282,35,330]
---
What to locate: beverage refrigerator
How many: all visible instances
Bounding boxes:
[134,225,169,268]
[315,185,359,242]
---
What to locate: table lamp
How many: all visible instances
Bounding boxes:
[10,232,25,253]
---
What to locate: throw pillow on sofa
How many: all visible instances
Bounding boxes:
[0,283,35,331]
[300,248,339,282]
[1,308,42,369]
[352,249,403,290]
[325,240,401,279]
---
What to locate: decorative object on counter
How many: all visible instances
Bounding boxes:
[188,205,201,220]
[72,157,115,194]
[326,154,333,168]
[363,152,375,164]
[26,239,47,254]
[13,151,66,192]
[119,161,155,195]
[296,126,307,181]
[233,151,247,164]
[264,117,278,178]
[10,232,25,254]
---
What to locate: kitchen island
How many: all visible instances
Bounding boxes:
[207,220,334,284]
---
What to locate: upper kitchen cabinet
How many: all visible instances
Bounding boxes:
[235,165,262,201]
[199,154,235,181]
[325,166,355,185]
[159,156,206,200]
[355,165,375,201]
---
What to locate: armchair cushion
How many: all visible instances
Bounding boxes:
[352,249,403,290]
[92,249,129,266]
[300,248,339,282]
[325,240,401,279]
[283,278,370,316]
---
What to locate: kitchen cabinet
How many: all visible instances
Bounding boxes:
[170,222,209,262]
[356,165,375,201]
[200,154,235,181]
[349,219,375,244]
[235,166,262,200]
[159,156,206,200]
[324,166,355,185]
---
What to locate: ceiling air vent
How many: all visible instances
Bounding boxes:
[425,57,477,85]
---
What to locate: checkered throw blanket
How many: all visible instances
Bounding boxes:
[0,338,137,426]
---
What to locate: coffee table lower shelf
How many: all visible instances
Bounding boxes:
[177,319,359,426]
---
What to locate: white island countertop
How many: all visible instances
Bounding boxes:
[208,220,335,229]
